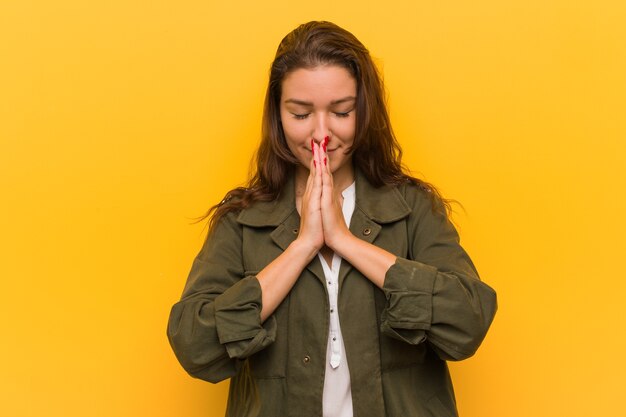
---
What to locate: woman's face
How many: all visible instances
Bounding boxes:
[280,65,357,178]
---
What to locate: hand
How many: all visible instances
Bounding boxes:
[318,137,353,250]
[293,137,394,289]
[295,139,325,255]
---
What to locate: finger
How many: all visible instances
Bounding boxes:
[304,141,322,201]
[320,138,333,193]
[308,138,317,174]
[322,136,329,171]
[315,140,323,176]
[313,141,323,190]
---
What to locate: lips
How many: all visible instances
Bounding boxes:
[307,146,337,152]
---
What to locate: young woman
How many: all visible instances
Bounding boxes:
[168,21,497,417]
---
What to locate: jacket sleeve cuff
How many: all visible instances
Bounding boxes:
[214,276,277,359]
[380,258,437,344]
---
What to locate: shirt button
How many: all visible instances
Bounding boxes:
[333,337,337,341]
[363,227,372,236]
[330,308,334,313]
[303,355,311,364]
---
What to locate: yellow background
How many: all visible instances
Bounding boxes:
[1,0,625,416]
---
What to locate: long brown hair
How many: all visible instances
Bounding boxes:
[203,21,451,231]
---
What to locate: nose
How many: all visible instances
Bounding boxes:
[312,112,330,143]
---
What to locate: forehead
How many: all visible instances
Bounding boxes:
[281,65,356,103]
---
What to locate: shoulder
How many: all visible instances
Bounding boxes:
[205,210,243,245]
[355,174,442,224]
[390,180,447,222]
[392,180,454,239]
[396,181,433,209]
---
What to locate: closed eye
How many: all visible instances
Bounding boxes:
[292,113,310,120]
[334,109,354,118]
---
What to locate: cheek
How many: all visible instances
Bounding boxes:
[334,119,356,143]
[282,119,309,144]
[281,122,308,158]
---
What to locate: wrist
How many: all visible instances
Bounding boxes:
[289,237,321,262]
[326,230,356,256]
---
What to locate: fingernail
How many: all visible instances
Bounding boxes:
[324,157,327,166]
[311,139,315,156]
[314,160,317,167]
[324,136,329,151]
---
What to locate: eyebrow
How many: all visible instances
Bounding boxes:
[283,96,356,106]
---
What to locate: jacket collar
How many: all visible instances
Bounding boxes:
[236,167,411,227]
[354,169,411,224]
[236,175,297,227]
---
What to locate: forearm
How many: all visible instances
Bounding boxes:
[332,233,396,289]
[257,238,319,321]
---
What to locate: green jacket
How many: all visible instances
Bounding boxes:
[168,170,497,417]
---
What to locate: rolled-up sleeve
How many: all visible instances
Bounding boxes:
[167,212,276,383]
[380,188,497,361]
[381,259,437,342]
[214,276,277,358]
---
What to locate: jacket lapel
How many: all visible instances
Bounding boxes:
[337,208,382,287]
[338,169,412,289]
[269,211,326,286]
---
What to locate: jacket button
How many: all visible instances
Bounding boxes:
[292,228,298,234]
[363,227,372,236]
[303,355,311,364]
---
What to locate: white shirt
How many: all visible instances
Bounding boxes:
[319,182,356,417]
